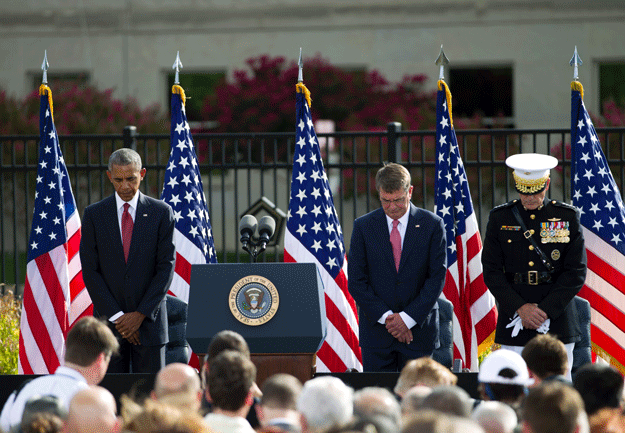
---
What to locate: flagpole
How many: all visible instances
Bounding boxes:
[435,45,449,81]
[41,50,49,85]
[570,46,582,82]
[173,51,183,85]
[297,47,303,83]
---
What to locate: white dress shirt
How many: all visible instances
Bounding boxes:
[378,208,417,329]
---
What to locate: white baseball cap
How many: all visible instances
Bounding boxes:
[506,153,558,195]
[478,349,534,386]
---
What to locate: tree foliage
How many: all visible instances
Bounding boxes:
[202,54,442,133]
[0,291,20,374]
[0,85,168,135]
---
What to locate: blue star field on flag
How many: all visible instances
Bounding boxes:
[28,94,74,261]
[161,90,217,265]
[571,89,625,254]
[286,92,346,275]
[434,89,473,264]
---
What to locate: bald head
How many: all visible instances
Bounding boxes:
[63,386,118,433]
[153,363,202,411]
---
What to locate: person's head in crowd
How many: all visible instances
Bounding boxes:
[206,330,251,361]
[401,409,451,433]
[152,363,202,412]
[418,385,473,418]
[297,376,353,433]
[20,412,64,433]
[446,416,486,433]
[573,363,624,417]
[202,330,261,401]
[64,316,119,385]
[400,386,432,418]
[207,350,256,416]
[472,400,518,433]
[394,357,458,397]
[352,387,402,429]
[19,394,67,431]
[327,415,397,433]
[522,334,569,385]
[521,381,586,433]
[478,349,532,409]
[122,398,210,433]
[255,373,303,432]
[62,386,120,433]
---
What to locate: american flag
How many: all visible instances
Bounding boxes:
[434,80,498,371]
[284,83,362,372]
[19,85,92,374]
[571,81,625,373]
[161,85,217,304]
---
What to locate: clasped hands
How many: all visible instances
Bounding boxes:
[516,303,548,330]
[115,311,146,345]
[385,313,413,344]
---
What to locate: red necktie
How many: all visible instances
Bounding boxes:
[390,219,401,271]
[122,203,133,262]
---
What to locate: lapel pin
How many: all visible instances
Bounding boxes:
[143,214,148,217]
[415,224,420,228]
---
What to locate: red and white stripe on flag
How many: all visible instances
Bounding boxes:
[284,231,362,372]
[435,80,497,371]
[579,228,625,372]
[284,84,362,372]
[20,87,92,374]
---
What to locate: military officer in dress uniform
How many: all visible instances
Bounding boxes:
[482,153,587,379]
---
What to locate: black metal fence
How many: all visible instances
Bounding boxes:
[3,124,625,290]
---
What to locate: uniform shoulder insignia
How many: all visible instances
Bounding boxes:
[550,200,577,211]
[491,200,517,212]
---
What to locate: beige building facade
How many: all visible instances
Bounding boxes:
[1,0,625,130]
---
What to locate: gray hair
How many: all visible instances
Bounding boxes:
[108,148,142,171]
[472,401,518,433]
[353,386,401,428]
[375,163,411,193]
[297,376,353,433]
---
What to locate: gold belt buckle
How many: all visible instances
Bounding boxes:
[528,270,538,285]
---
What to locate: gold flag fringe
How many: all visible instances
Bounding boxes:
[172,84,186,107]
[437,80,453,128]
[571,81,584,101]
[39,84,54,121]
[296,82,312,108]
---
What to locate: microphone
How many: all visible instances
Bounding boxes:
[257,216,276,250]
[239,215,258,251]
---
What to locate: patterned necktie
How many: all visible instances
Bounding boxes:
[390,219,401,271]
[122,203,133,262]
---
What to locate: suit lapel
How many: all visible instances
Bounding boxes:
[104,196,125,264]
[398,204,419,271]
[373,209,397,272]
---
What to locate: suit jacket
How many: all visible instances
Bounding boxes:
[80,192,176,346]
[482,198,586,345]
[347,204,447,351]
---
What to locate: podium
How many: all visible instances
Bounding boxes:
[187,262,327,385]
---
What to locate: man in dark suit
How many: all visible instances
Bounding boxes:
[348,163,447,372]
[80,148,176,373]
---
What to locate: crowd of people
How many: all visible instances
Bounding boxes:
[2,323,625,433]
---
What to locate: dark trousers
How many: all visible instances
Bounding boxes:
[362,340,433,372]
[107,338,166,373]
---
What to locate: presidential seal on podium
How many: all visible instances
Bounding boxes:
[229,275,279,326]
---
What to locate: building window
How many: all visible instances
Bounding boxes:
[599,62,625,113]
[29,71,90,92]
[448,66,514,127]
[166,71,226,126]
